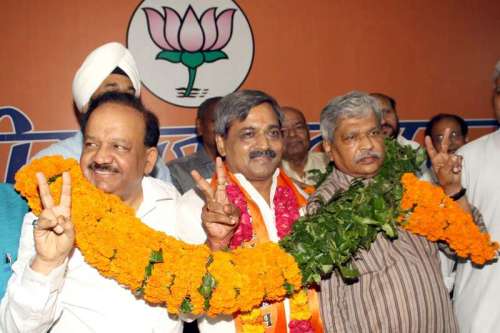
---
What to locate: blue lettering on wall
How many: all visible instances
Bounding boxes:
[1,106,497,183]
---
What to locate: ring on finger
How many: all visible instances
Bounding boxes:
[32,218,39,228]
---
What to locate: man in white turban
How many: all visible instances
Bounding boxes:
[33,42,171,183]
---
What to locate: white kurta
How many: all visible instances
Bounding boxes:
[177,169,305,333]
[0,177,183,333]
[441,130,500,333]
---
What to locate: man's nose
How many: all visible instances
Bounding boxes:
[255,132,271,150]
[359,133,375,150]
[94,145,113,164]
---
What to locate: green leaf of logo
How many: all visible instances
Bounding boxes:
[203,50,228,63]
[156,50,182,63]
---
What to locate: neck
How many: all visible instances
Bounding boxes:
[250,177,274,204]
[123,188,144,211]
[203,143,218,161]
[285,154,308,177]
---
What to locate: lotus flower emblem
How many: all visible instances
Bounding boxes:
[144,5,236,97]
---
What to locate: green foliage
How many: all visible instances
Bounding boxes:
[308,162,334,188]
[280,140,424,285]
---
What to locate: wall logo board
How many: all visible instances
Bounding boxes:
[127,0,254,107]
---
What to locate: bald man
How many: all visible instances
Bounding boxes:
[280,106,328,187]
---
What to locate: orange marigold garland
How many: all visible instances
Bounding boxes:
[14,156,302,317]
[14,156,499,322]
[399,173,499,264]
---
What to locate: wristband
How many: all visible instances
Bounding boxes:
[449,187,466,201]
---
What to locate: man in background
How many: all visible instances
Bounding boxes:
[168,97,220,194]
[425,114,468,154]
[370,92,420,149]
[442,60,500,332]
[280,106,328,188]
[33,42,172,183]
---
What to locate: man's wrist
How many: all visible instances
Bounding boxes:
[443,184,462,196]
[449,187,467,201]
[206,237,232,251]
[31,256,67,276]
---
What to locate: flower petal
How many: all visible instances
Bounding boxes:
[210,9,236,50]
[164,7,182,51]
[200,8,217,50]
[143,8,172,50]
[179,5,204,52]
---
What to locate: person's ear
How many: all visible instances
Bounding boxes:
[215,134,226,157]
[323,139,331,154]
[195,118,203,137]
[144,147,159,175]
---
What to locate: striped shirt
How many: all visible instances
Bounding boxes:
[307,168,458,333]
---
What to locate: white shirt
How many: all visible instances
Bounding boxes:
[177,169,305,333]
[442,130,500,333]
[0,177,183,333]
[281,151,329,185]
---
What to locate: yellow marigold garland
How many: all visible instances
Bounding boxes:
[14,156,498,324]
[400,173,499,264]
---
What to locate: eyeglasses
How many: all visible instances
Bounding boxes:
[434,131,463,143]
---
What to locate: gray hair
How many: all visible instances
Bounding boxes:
[320,91,381,141]
[494,60,500,83]
[214,90,283,136]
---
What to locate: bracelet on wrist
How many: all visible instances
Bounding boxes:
[449,187,466,201]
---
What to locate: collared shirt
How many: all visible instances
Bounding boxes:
[176,169,305,332]
[0,177,182,333]
[443,130,500,332]
[167,147,215,194]
[307,168,458,333]
[0,184,28,298]
[281,151,329,186]
[33,132,173,183]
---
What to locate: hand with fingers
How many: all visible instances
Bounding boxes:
[31,171,75,275]
[424,128,463,195]
[191,157,240,251]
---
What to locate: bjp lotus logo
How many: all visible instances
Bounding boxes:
[128,1,254,107]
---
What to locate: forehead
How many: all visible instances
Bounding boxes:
[336,112,378,133]
[432,117,461,133]
[230,103,279,130]
[85,103,145,138]
[100,73,133,87]
[282,109,305,125]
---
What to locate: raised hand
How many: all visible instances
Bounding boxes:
[191,157,240,251]
[424,128,462,195]
[31,171,75,275]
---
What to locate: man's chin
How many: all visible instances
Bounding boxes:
[246,160,279,179]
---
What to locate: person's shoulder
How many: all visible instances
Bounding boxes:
[166,153,198,169]
[32,132,82,160]
[458,130,498,156]
[142,176,180,199]
[309,151,329,163]
[397,135,420,150]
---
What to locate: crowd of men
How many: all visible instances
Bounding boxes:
[0,41,499,333]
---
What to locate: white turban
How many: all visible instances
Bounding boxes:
[72,42,141,111]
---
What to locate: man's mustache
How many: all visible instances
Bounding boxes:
[354,150,382,163]
[381,124,395,131]
[249,149,277,159]
[88,162,119,173]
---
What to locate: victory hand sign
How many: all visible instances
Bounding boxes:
[31,171,75,275]
[425,128,462,195]
[191,157,240,251]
